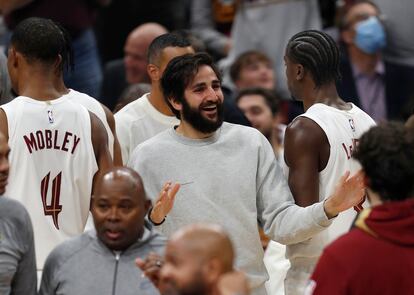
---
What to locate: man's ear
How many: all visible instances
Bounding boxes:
[295,64,305,81]
[147,64,161,81]
[54,54,63,75]
[203,258,222,284]
[168,97,182,113]
[8,47,19,68]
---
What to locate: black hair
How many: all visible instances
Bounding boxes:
[353,122,414,201]
[147,32,192,65]
[160,52,222,119]
[286,30,341,87]
[11,17,74,72]
[235,87,280,115]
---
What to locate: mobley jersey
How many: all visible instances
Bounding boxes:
[283,103,376,284]
[1,92,98,273]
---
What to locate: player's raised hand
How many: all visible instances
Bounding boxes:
[150,181,180,224]
[324,170,365,219]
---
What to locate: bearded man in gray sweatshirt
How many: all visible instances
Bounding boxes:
[128,52,366,295]
[39,167,167,295]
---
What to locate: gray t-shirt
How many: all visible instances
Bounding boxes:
[0,197,37,295]
[129,122,331,295]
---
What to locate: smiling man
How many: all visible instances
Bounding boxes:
[39,167,166,295]
[129,52,366,295]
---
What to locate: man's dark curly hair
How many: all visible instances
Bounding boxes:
[353,122,414,201]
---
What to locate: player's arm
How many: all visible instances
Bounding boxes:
[90,111,113,194]
[101,103,123,166]
[0,108,8,140]
[284,117,329,207]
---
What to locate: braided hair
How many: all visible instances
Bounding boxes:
[286,30,341,87]
[11,17,74,73]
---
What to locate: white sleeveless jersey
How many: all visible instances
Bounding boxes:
[2,94,98,272]
[68,89,114,159]
[284,103,376,264]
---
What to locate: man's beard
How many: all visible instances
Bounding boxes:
[161,271,209,295]
[181,97,224,134]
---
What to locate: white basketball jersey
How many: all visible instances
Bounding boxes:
[2,93,98,271]
[284,103,376,263]
[68,89,114,159]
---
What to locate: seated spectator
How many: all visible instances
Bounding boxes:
[0,131,37,295]
[230,50,275,91]
[138,223,250,295]
[235,87,285,160]
[229,50,300,124]
[101,23,167,110]
[39,167,168,295]
[308,122,414,294]
[337,1,402,122]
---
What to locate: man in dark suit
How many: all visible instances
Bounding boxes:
[337,0,410,121]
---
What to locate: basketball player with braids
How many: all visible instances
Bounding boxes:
[0,17,112,277]
[282,30,376,294]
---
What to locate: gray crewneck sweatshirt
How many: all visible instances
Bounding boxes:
[129,122,331,295]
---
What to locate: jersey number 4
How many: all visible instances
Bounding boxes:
[41,172,63,230]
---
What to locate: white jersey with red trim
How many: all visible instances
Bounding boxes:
[2,92,98,272]
[283,102,376,295]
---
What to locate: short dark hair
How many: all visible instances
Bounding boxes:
[230,50,273,83]
[11,17,73,72]
[353,122,414,201]
[147,32,192,65]
[286,30,341,87]
[235,87,280,115]
[161,52,222,119]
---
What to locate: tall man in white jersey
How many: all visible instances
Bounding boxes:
[282,30,376,295]
[0,17,112,276]
[129,52,366,295]
[115,33,194,164]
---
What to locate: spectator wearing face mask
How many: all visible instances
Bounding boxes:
[337,0,406,122]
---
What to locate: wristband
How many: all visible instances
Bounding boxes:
[148,207,166,225]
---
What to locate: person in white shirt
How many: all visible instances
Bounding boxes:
[283,30,376,295]
[0,17,112,277]
[115,33,194,164]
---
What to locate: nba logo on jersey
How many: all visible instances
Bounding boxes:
[48,110,54,124]
[349,119,355,132]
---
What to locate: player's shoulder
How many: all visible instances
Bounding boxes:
[221,122,269,147]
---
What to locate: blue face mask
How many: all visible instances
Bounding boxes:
[354,16,386,54]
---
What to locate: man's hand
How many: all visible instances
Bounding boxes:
[324,170,365,219]
[150,181,180,223]
[217,271,250,295]
[135,252,164,288]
